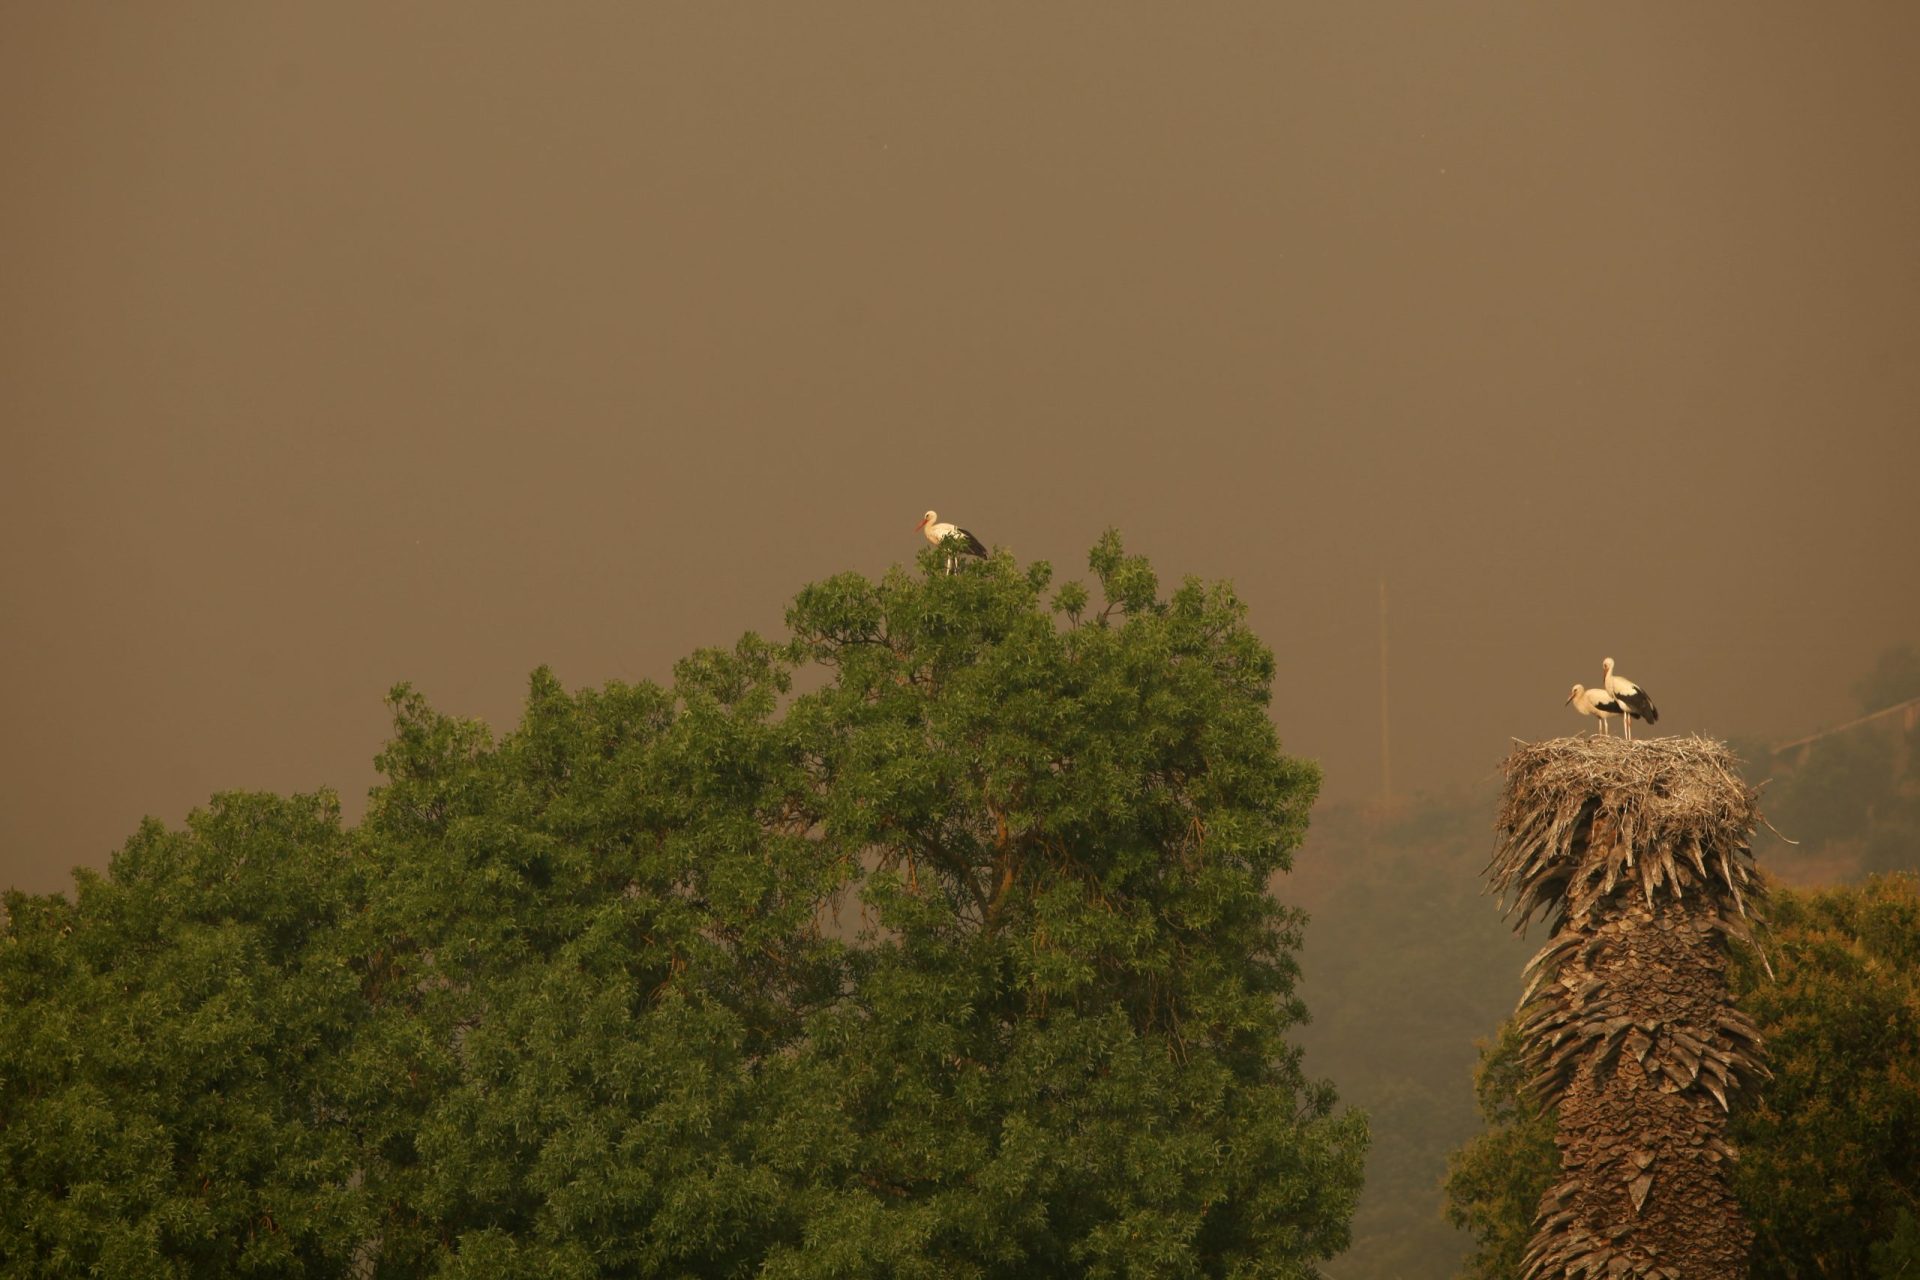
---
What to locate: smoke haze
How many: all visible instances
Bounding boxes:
[5,3,1918,894]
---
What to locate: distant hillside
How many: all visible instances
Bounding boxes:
[1745,694,1920,885]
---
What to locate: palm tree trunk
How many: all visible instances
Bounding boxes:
[1489,739,1768,1280]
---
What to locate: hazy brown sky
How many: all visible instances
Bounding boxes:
[5,4,1918,897]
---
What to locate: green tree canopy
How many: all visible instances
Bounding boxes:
[0,794,367,1277]
[2,534,1366,1278]
[1732,873,1920,1278]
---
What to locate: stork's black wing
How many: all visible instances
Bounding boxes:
[953,527,988,558]
[1617,687,1658,723]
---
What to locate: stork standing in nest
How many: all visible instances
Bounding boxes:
[915,510,987,574]
[1602,657,1660,741]
[1566,683,1626,735]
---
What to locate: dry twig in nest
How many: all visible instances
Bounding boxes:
[1488,734,1764,947]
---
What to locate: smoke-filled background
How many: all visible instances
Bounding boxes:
[7,6,1919,1275]
[8,4,1916,895]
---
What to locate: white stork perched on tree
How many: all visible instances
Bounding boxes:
[915,510,987,574]
[1566,683,1626,735]
[1601,657,1659,741]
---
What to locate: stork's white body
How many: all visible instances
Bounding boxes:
[1601,657,1659,742]
[915,510,987,574]
[1567,683,1625,735]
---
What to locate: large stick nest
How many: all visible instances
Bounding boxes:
[1489,735,1764,937]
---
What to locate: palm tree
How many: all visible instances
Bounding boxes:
[1487,736,1768,1279]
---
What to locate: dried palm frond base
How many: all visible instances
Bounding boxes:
[1491,734,1763,937]
[1489,735,1769,1280]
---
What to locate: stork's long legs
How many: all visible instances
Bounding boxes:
[1623,714,1632,743]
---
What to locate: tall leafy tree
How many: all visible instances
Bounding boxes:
[4,534,1364,1279]
[761,534,1366,1277]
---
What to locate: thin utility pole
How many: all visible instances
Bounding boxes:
[1379,577,1392,803]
